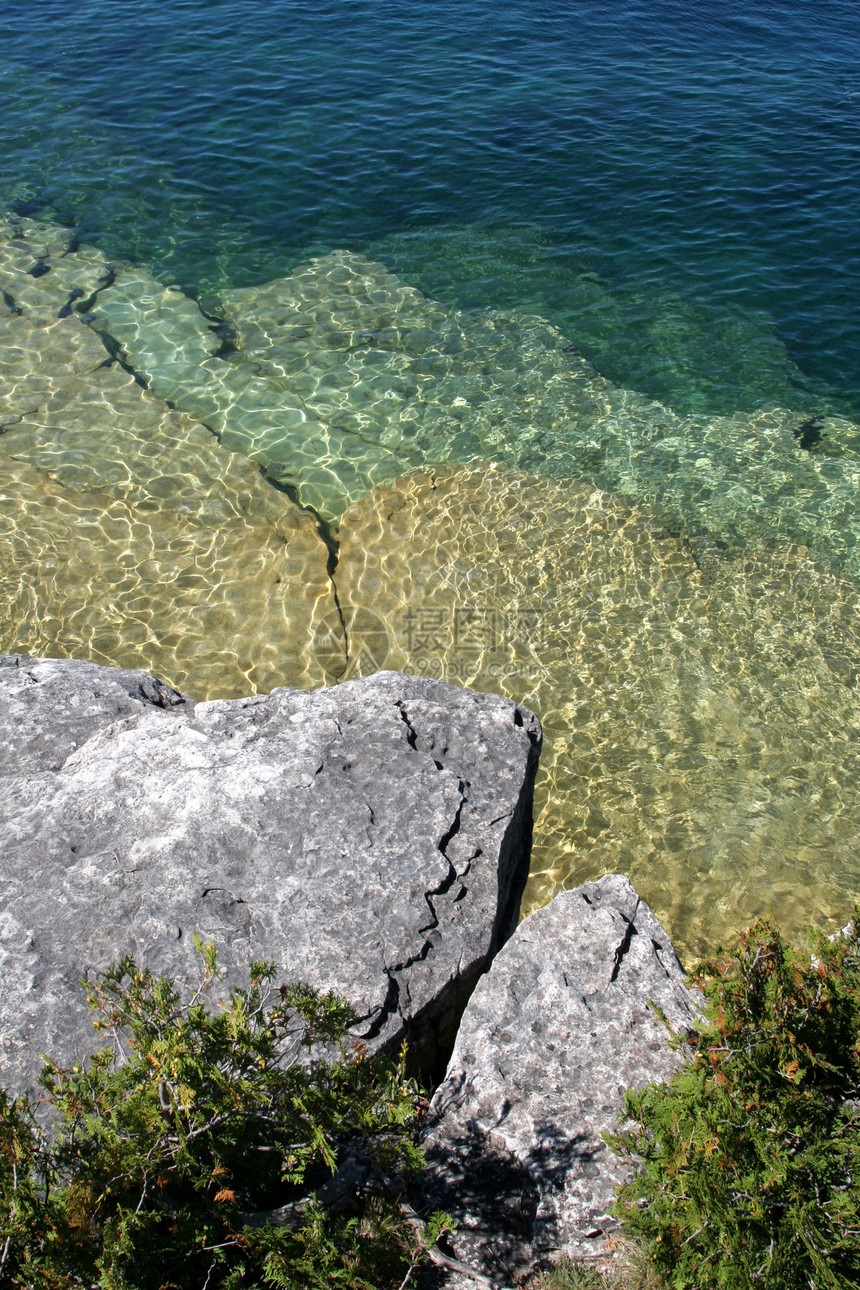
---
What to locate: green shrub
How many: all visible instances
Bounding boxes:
[0,940,451,1289]
[611,913,860,1289]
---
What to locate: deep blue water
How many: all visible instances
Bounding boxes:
[3,0,860,417]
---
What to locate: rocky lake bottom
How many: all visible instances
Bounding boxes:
[3,212,860,961]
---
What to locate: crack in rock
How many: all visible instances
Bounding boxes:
[609,897,641,984]
[58,287,87,319]
[73,268,118,317]
[438,780,466,859]
[396,701,419,750]
[360,968,402,1042]
[652,938,671,978]
[420,859,458,939]
[371,782,469,1034]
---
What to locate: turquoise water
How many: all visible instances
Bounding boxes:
[3,0,860,954]
[3,0,860,417]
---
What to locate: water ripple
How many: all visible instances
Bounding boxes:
[2,0,859,414]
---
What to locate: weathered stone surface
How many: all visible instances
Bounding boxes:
[0,657,540,1095]
[417,875,702,1286]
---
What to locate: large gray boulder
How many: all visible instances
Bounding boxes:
[0,656,540,1093]
[418,875,703,1287]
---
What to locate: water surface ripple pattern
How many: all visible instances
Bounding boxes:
[2,0,860,414]
[1,217,860,957]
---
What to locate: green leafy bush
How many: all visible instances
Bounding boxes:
[611,913,860,1289]
[0,940,450,1289]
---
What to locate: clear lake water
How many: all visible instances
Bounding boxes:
[2,0,860,958]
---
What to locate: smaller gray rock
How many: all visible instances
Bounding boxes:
[418,875,703,1286]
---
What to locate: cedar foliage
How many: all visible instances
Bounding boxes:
[0,940,450,1289]
[611,913,860,1289]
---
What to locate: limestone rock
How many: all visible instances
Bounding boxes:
[0,657,540,1095]
[417,875,703,1286]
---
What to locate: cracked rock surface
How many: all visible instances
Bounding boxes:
[417,874,703,1287]
[0,656,540,1093]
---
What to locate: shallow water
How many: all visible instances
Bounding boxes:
[335,463,860,959]
[2,215,860,959]
[2,0,860,956]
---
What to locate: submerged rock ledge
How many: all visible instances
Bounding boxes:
[4,212,860,953]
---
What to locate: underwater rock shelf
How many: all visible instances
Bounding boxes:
[0,217,338,698]
[5,214,860,556]
[2,213,860,956]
